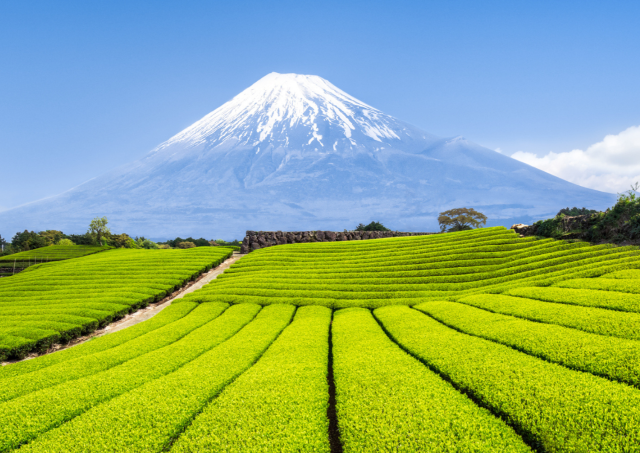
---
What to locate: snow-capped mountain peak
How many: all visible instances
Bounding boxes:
[154,72,425,154]
[0,72,616,240]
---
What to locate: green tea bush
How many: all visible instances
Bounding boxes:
[375,305,640,452]
[415,300,640,387]
[333,307,530,451]
[172,306,331,452]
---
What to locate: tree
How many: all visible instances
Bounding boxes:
[355,221,390,232]
[67,233,94,245]
[39,230,64,245]
[57,238,75,246]
[215,239,242,247]
[557,207,598,217]
[438,208,487,233]
[112,233,137,248]
[177,241,196,249]
[135,237,159,249]
[11,230,48,251]
[0,234,7,253]
[87,217,111,246]
[164,236,211,247]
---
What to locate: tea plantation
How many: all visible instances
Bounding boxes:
[0,247,234,361]
[0,245,111,276]
[0,245,111,263]
[1,227,640,452]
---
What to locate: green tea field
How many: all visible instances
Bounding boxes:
[2,227,640,452]
[0,246,111,277]
[0,247,234,361]
[0,245,112,263]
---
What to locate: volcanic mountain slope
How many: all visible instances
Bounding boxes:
[0,73,615,238]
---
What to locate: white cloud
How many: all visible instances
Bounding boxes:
[510,125,640,194]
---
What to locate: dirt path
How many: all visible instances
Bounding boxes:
[100,252,244,335]
[1,253,245,365]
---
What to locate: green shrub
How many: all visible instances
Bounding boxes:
[172,306,331,452]
[333,307,529,451]
[16,304,293,452]
[375,305,640,452]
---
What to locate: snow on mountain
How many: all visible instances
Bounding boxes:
[0,73,616,239]
[155,73,419,151]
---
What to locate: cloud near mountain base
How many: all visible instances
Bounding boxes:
[510,125,640,194]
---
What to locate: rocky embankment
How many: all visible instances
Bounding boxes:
[511,215,593,239]
[240,230,436,253]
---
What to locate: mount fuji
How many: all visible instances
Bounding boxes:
[0,73,616,239]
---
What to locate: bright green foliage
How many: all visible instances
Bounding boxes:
[0,247,233,360]
[555,277,640,294]
[332,307,530,452]
[375,305,640,452]
[182,227,640,309]
[0,303,260,451]
[172,305,332,452]
[604,269,640,279]
[415,300,640,387]
[0,303,228,403]
[0,227,639,450]
[21,304,295,453]
[0,301,197,379]
[458,293,640,340]
[0,245,109,262]
[504,286,640,312]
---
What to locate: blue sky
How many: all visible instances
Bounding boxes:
[1,0,639,211]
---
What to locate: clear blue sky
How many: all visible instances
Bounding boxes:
[1,0,639,211]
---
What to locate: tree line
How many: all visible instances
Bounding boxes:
[0,217,242,257]
[1,208,492,257]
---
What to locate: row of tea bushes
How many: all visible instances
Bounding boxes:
[19,305,294,452]
[0,245,111,263]
[332,308,530,451]
[375,305,640,452]
[181,227,640,308]
[171,306,331,452]
[0,247,235,360]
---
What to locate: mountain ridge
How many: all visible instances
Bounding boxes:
[0,72,616,239]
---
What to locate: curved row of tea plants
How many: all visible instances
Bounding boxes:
[0,245,110,262]
[2,228,640,451]
[0,247,234,361]
[182,227,640,309]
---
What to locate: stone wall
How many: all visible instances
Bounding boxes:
[240,230,437,253]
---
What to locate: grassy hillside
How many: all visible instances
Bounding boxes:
[0,245,111,262]
[1,229,640,451]
[0,245,112,276]
[184,226,640,308]
[0,247,234,361]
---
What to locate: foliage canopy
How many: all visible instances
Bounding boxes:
[557,207,599,217]
[87,217,111,246]
[438,208,487,232]
[355,221,390,232]
[534,183,640,242]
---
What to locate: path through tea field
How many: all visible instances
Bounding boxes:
[1,228,640,451]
